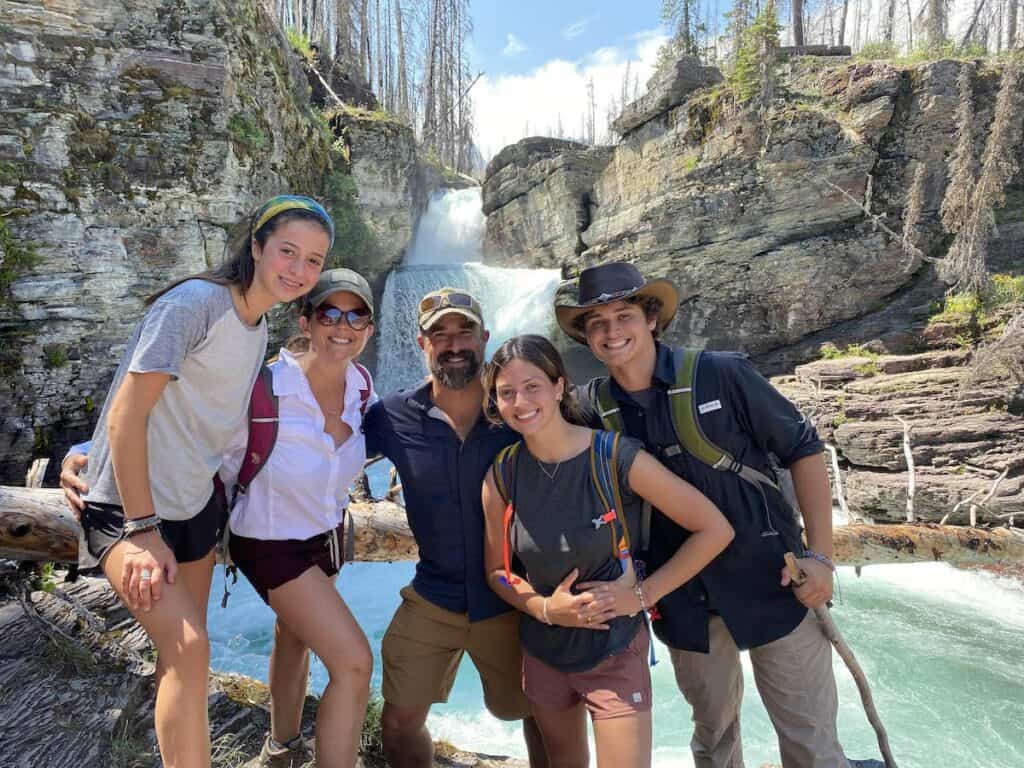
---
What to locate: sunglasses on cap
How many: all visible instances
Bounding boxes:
[419,291,478,313]
[315,304,373,331]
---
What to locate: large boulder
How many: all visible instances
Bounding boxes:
[611,56,724,136]
[482,138,612,268]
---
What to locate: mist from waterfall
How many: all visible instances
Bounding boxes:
[375,188,562,394]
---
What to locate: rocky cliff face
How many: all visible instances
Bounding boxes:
[0,0,452,482]
[482,57,1024,367]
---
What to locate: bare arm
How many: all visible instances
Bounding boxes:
[580,450,734,618]
[782,452,834,608]
[482,471,608,630]
[107,371,178,611]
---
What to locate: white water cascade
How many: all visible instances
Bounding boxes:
[375,188,562,394]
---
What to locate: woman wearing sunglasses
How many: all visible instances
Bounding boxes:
[223,268,377,768]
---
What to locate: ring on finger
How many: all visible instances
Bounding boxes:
[140,569,153,582]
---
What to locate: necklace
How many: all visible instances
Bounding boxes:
[535,454,561,481]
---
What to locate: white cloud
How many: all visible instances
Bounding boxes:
[502,33,528,56]
[562,16,595,40]
[474,28,670,161]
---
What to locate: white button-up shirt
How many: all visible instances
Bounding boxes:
[222,348,377,541]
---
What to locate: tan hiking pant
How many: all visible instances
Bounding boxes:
[669,612,849,768]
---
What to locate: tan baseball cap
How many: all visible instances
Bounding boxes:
[417,287,484,331]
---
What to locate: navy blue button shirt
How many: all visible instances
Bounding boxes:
[578,343,824,653]
[363,381,518,622]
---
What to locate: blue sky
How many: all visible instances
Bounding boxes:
[468,2,669,159]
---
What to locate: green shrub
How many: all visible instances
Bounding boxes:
[727,9,782,103]
[286,28,315,64]
[226,112,266,155]
[361,693,384,757]
[857,41,896,61]
[988,274,1024,307]
[0,218,41,295]
[322,166,380,272]
[44,345,68,369]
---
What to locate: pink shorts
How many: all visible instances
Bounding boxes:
[522,629,652,720]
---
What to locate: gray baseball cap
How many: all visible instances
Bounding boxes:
[307,268,374,314]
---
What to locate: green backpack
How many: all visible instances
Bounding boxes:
[595,348,801,529]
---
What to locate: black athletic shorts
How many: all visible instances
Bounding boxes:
[80,491,227,566]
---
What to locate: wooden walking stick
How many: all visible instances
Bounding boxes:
[784,552,898,768]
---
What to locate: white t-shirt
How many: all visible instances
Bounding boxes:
[222,348,378,541]
[84,279,268,523]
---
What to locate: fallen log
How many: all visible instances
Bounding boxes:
[832,522,1024,566]
[3,485,1024,567]
[0,486,417,564]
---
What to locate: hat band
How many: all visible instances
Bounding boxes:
[581,285,642,307]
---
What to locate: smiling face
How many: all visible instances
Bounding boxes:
[581,299,658,369]
[300,290,374,364]
[251,218,329,305]
[493,358,565,437]
[418,313,489,390]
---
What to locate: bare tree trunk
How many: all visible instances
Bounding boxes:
[358,0,370,82]
[394,0,409,119]
[962,0,990,46]
[1009,0,1019,46]
[906,0,914,48]
[793,0,806,44]
[375,0,383,101]
[928,0,946,46]
[839,0,850,45]
[884,0,897,41]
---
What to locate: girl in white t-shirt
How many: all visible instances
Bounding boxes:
[71,196,332,768]
[222,268,377,768]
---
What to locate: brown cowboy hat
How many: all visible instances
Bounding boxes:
[555,262,680,343]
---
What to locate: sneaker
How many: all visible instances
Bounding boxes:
[256,734,311,768]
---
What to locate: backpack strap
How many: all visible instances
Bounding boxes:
[221,364,278,608]
[236,365,279,494]
[667,349,781,494]
[352,362,372,416]
[596,380,625,433]
[491,442,522,586]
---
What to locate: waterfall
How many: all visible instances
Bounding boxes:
[375,188,562,394]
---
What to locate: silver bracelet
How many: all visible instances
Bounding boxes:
[123,515,160,538]
[803,549,835,571]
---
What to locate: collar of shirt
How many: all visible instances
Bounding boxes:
[274,347,367,430]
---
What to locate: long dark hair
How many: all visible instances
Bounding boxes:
[482,334,583,427]
[145,205,332,306]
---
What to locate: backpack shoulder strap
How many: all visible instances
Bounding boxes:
[667,349,780,492]
[236,365,279,493]
[595,379,625,433]
[491,442,521,504]
[352,362,372,416]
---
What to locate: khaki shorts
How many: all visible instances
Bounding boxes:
[382,584,530,720]
[523,628,652,720]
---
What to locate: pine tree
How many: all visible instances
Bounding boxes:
[940,64,978,235]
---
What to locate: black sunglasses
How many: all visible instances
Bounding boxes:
[315,304,373,330]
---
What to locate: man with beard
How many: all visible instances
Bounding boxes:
[363,288,547,768]
[60,287,547,768]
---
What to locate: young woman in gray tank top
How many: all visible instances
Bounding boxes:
[68,196,334,768]
[481,335,734,768]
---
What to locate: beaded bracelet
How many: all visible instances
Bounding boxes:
[633,582,647,616]
[803,549,835,571]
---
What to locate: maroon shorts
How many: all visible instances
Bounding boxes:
[228,523,344,604]
[522,628,652,720]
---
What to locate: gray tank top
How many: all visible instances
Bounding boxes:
[507,431,644,672]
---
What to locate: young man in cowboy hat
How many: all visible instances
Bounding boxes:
[557,261,850,768]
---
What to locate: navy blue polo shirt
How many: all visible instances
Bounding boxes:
[578,343,824,653]
[363,381,517,622]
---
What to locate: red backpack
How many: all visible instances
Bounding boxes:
[218,360,372,606]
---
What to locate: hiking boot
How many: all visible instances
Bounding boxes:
[253,734,311,768]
